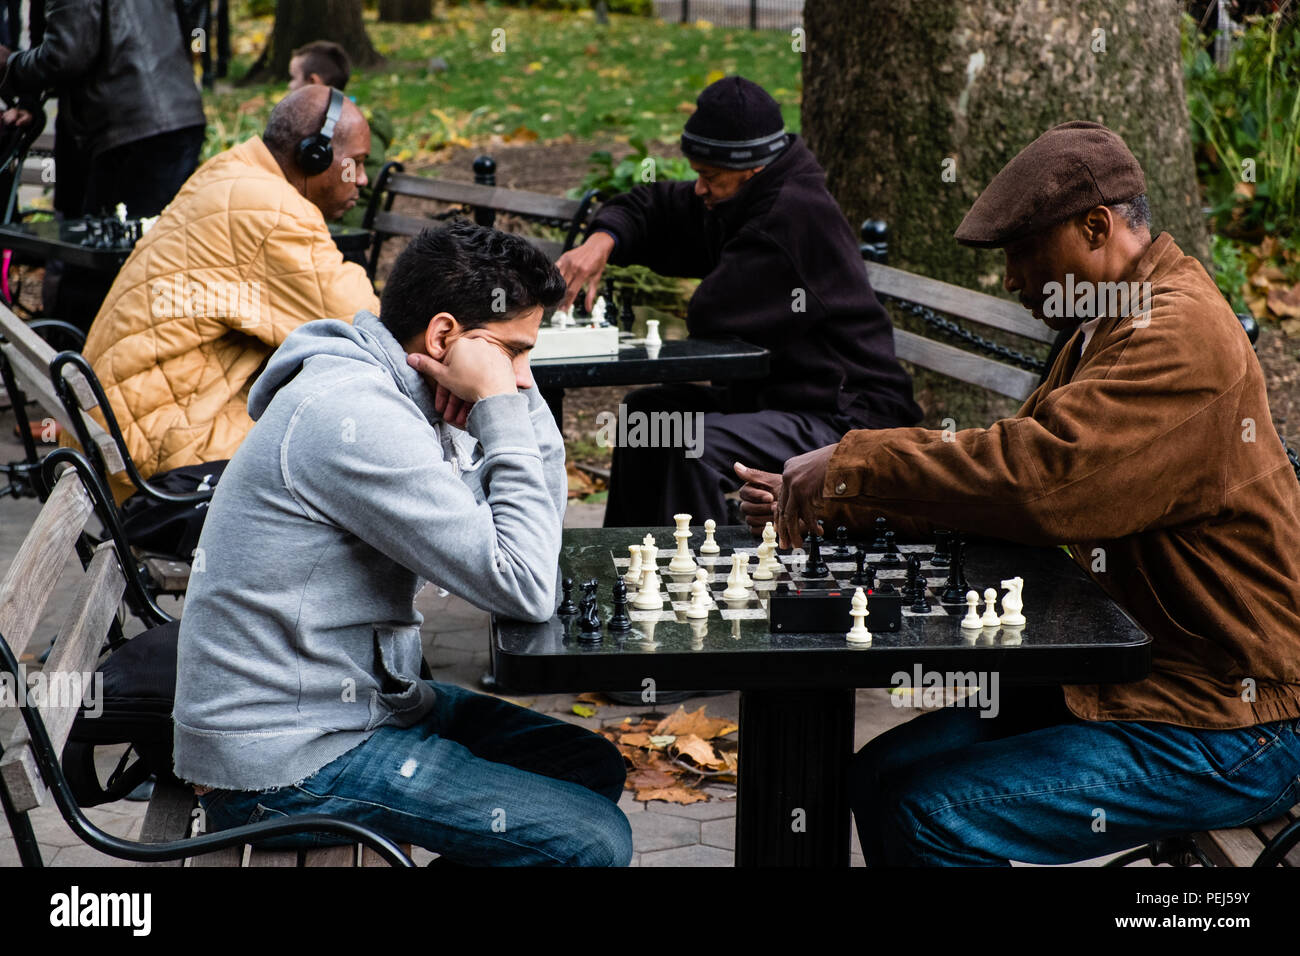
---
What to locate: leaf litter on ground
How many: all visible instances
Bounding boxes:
[593,705,738,804]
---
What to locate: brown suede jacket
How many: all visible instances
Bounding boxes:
[821,233,1300,730]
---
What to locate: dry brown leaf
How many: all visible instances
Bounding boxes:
[672,733,727,770]
[626,769,678,790]
[636,787,708,804]
[575,692,608,705]
[654,705,738,740]
[1267,284,1300,319]
[1281,317,1300,337]
[620,732,653,748]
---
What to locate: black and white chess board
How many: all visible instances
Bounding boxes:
[612,538,984,632]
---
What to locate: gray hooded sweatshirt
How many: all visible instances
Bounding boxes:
[172,310,566,790]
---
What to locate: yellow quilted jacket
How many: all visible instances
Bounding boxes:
[77,135,379,502]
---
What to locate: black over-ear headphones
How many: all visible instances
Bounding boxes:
[295,87,344,176]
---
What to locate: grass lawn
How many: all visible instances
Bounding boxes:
[204,4,803,164]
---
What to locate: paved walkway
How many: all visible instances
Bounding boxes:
[0,410,1144,867]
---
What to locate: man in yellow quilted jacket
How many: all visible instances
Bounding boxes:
[78,85,379,503]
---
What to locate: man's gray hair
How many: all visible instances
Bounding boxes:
[1109,194,1151,232]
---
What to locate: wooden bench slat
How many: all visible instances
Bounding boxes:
[361,844,412,867]
[140,781,197,866]
[303,845,358,867]
[386,172,582,220]
[893,329,1039,402]
[0,470,93,659]
[1194,824,1269,867]
[186,845,245,867]
[248,846,302,866]
[371,211,564,261]
[0,542,125,811]
[141,556,191,592]
[868,261,1056,345]
[1253,809,1300,867]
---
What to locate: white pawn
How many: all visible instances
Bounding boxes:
[686,569,711,619]
[699,519,720,555]
[753,540,775,580]
[644,318,662,348]
[960,589,982,629]
[624,545,643,587]
[722,558,750,602]
[735,552,753,589]
[846,586,871,644]
[981,587,1000,626]
[668,513,696,574]
[758,523,781,576]
[999,576,1026,627]
[591,295,607,325]
[633,567,663,610]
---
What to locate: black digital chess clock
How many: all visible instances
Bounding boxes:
[767,583,904,633]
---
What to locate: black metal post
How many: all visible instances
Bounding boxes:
[472,155,497,229]
[735,688,854,866]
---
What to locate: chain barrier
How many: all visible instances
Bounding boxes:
[878,294,1048,375]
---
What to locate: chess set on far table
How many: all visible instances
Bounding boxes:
[559,514,1029,646]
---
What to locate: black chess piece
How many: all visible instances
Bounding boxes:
[940,540,967,604]
[834,525,851,557]
[910,589,931,614]
[877,530,903,568]
[850,548,872,587]
[620,299,636,334]
[954,535,971,593]
[806,531,830,578]
[558,577,577,615]
[931,529,952,568]
[871,516,889,550]
[578,579,602,640]
[608,578,632,632]
[902,555,922,601]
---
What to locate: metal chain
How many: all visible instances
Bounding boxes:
[878,293,1047,374]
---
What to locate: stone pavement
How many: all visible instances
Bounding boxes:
[0,410,1143,867]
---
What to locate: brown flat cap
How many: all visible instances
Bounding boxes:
[954,121,1146,248]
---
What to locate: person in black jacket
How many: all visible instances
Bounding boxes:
[0,0,207,327]
[557,76,922,528]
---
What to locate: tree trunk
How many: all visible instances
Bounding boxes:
[379,0,432,22]
[803,0,1210,293]
[245,0,383,83]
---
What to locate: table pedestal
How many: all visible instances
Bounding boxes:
[735,688,855,867]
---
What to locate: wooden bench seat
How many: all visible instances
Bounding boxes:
[1192,801,1300,867]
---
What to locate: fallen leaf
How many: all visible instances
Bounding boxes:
[1267,283,1300,319]
[572,704,596,718]
[626,769,677,790]
[636,786,708,804]
[648,734,676,749]
[672,733,727,770]
[654,705,738,740]
[576,692,608,705]
[1282,317,1300,337]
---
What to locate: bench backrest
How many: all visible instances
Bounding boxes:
[0,305,126,474]
[0,468,125,813]
[368,168,591,266]
[865,261,1054,403]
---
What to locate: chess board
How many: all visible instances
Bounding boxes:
[612,538,982,633]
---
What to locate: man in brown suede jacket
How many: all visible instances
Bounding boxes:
[737,122,1300,866]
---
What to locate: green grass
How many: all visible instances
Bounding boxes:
[205,4,803,163]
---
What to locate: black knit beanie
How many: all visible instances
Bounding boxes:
[681,76,788,170]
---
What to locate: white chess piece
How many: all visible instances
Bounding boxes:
[644,319,662,348]
[981,587,1000,626]
[686,569,710,619]
[753,540,775,580]
[998,576,1026,627]
[758,523,781,577]
[846,586,872,644]
[640,534,657,569]
[633,567,664,610]
[735,552,753,588]
[960,589,982,629]
[551,306,571,328]
[591,295,607,325]
[722,557,749,602]
[699,518,720,555]
[668,513,696,574]
[624,545,643,587]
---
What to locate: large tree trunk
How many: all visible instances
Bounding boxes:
[244,0,383,83]
[803,0,1210,293]
[379,0,432,22]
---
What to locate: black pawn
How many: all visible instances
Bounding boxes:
[931,529,952,568]
[558,577,577,615]
[871,516,889,550]
[850,548,871,587]
[806,532,830,578]
[877,530,903,568]
[834,525,851,556]
[608,579,632,632]
[902,555,923,601]
[910,589,931,614]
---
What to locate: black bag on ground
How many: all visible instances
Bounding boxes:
[119,461,228,558]
[62,620,181,807]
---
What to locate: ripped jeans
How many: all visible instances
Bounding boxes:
[197,681,633,866]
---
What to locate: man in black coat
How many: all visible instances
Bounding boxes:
[558,77,921,528]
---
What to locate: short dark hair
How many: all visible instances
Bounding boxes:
[263,91,333,168]
[1109,194,1151,232]
[292,40,351,91]
[380,219,567,345]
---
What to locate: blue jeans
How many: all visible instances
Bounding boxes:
[852,686,1300,866]
[199,681,633,866]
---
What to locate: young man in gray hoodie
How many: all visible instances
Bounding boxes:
[173,220,632,866]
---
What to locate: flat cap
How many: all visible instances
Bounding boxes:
[954,121,1146,248]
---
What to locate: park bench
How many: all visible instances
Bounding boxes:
[0,448,416,868]
[362,155,602,279]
